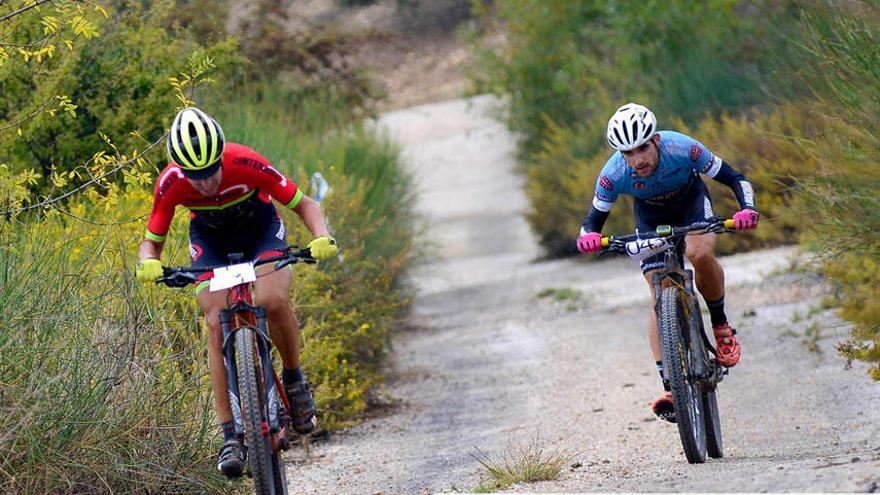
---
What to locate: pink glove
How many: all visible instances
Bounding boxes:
[577,232,603,254]
[732,208,759,230]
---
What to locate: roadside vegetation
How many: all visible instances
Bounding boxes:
[0,1,413,493]
[471,434,576,492]
[466,0,879,378]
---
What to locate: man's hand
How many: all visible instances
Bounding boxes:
[576,232,603,254]
[136,258,163,283]
[307,236,338,261]
[732,209,759,230]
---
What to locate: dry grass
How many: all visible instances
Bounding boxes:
[471,433,577,492]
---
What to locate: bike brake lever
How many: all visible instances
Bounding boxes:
[275,258,295,270]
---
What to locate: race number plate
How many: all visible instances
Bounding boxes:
[210,262,257,291]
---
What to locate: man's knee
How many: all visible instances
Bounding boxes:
[257,290,292,314]
[687,245,716,268]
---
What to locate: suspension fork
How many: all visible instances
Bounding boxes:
[219,308,245,438]
[220,302,282,436]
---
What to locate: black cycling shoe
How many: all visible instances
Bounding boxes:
[284,380,317,435]
[217,440,246,478]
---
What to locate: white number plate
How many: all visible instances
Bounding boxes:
[209,262,256,291]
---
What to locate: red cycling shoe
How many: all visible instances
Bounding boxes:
[713,323,741,367]
[651,391,676,423]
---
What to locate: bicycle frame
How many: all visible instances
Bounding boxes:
[649,238,717,388]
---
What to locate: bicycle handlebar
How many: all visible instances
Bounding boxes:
[600,217,735,254]
[156,246,315,288]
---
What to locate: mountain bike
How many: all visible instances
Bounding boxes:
[157,246,315,495]
[600,217,736,464]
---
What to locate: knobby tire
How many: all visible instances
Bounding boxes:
[271,387,290,495]
[691,297,724,459]
[236,326,276,494]
[659,286,707,464]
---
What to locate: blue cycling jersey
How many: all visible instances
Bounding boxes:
[592,130,737,211]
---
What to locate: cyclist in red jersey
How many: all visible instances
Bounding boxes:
[135,107,338,477]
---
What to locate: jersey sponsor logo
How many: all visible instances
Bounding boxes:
[190,243,203,262]
[690,145,702,162]
[233,156,287,185]
[634,181,646,190]
[156,168,184,200]
[701,154,722,176]
[218,184,250,197]
[596,192,615,203]
[599,175,614,191]
[607,161,627,181]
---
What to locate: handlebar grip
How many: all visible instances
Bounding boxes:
[723,219,735,229]
[601,237,609,248]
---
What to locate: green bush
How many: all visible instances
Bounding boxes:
[793,1,880,378]
[466,0,802,161]
[0,0,241,195]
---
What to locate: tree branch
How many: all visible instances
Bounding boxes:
[2,135,166,217]
[0,96,54,133]
[0,0,56,24]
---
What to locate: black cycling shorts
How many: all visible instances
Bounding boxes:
[188,197,288,283]
[633,178,714,274]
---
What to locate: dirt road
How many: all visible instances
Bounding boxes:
[285,96,880,493]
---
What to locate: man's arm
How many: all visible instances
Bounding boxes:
[580,205,610,235]
[291,194,331,238]
[138,238,164,261]
[707,160,757,211]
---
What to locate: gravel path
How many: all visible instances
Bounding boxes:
[284,96,880,494]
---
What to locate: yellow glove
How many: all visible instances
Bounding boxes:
[136,258,163,283]
[307,236,338,261]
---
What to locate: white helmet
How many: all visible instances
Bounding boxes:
[606,103,657,151]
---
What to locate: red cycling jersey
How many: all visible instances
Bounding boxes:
[145,142,302,242]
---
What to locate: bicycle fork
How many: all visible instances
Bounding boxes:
[219,306,283,439]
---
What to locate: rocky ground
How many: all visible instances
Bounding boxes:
[279,96,880,494]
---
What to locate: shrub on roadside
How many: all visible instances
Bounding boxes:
[791,1,880,377]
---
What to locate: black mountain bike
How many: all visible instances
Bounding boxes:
[158,246,315,495]
[601,218,736,464]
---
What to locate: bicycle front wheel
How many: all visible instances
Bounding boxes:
[236,326,276,494]
[659,286,707,464]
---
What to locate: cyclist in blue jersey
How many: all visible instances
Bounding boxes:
[576,103,759,422]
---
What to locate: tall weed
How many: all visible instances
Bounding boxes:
[794,1,880,377]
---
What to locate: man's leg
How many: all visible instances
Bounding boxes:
[254,265,300,369]
[644,269,662,363]
[197,285,246,477]
[685,233,740,367]
[197,287,234,423]
[684,233,723,302]
[254,265,317,434]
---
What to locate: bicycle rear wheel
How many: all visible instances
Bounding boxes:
[703,389,724,458]
[659,286,707,464]
[236,326,276,494]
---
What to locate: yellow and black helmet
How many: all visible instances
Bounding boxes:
[166,107,225,179]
